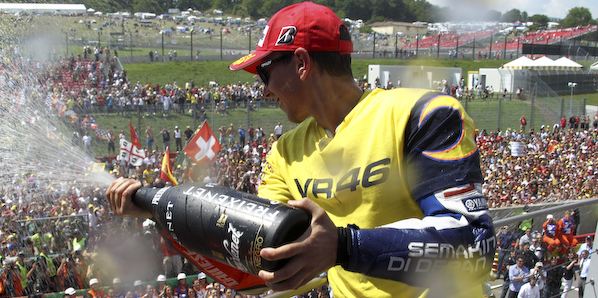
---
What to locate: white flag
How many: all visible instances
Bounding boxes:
[120,139,145,166]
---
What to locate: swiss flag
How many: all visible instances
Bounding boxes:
[184,121,222,163]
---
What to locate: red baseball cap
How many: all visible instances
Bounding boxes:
[229,1,353,74]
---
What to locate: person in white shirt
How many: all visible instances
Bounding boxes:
[518,275,540,298]
[577,236,593,258]
[578,250,591,297]
[528,262,546,296]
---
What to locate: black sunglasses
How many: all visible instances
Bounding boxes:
[256,54,292,85]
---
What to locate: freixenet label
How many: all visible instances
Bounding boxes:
[182,186,281,221]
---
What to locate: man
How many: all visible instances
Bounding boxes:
[238,125,246,145]
[107,2,494,297]
[142,284,158,298]
[226,123,236,146]
[578,250,591,298]
[520,115,527,132]
[562,251,577,298]
[496,226,518,279]
[133,280,144,298]
[519,228,533,250]
[112,278,126,298]
[145,126,154,153]
[517,275,539,298]
[192,273,207,298]
[509,255,530,298]
[174,126,183,152]
[500,249,518,298]
[156,275,167,294]
[542,215,561,254]
[273,122,283,140]
[519,243,539,275]
[557,210,578,255]
[184,126,193,143]
[160,128,171,151]
[528,262,545,297]
[88,278,106,298]
[543,257,562,298]
[577,236,593,257]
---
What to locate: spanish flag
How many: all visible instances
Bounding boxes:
[160,148,178,186]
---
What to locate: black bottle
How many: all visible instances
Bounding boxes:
[134,183,311,276]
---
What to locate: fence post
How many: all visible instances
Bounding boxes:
[498,96,502,131]
[559,97,565,118]
[583,97,587,117]
[530,85,535,131]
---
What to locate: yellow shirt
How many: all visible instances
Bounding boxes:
[258,88,486,298]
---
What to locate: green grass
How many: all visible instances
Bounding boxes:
[86,105,295,157]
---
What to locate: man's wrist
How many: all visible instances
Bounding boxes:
[336,224,358,268]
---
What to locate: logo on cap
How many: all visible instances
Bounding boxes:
[258,26,269,47]
[276,26,297,46]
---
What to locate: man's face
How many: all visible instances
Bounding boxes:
[530,278,537,287]
[526,228,532,235]
[146,285,154,294]
[582,251,589,259]
[517,258,524,267]
[260,53,310,123]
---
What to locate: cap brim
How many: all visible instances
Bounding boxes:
[229,50,271,74]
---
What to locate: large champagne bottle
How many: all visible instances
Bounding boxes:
[133,183,311,276]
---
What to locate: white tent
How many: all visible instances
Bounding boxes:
[501,56,535,70]
[87,8,95,12]
[591,61,598,73]
[554,57,583,71]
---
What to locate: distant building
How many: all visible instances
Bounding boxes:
[0,3,86,15]
[369,21,427,36]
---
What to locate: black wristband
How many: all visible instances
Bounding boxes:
[336,224,359,268]
[336,227,349,268]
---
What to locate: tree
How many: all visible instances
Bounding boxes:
[521,11,528,22]
[531,14,549,29]
[562,7,594,27]
[501,9,521,23]
[485,10,502,22]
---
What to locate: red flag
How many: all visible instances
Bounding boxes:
[184,121,222,163]
[129,121,141,150]
[160,148,178,185]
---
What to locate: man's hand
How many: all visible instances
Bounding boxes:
[106,177,151,218]
[258,198,337,291]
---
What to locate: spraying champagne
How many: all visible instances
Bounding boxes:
[132,182,311,276]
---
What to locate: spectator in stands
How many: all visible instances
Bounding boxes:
[174,273,188,298]
[88,278,106,298]
[508,255,530,298]
[543,257,562,298]
[496,226,517,279]
[519,228,533,250]
[577,236,593,257]
[112,278,125,298]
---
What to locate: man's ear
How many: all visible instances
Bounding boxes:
[294,48,310,80]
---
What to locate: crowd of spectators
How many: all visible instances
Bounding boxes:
[3,43,598,298]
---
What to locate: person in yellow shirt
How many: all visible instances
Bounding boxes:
[107,2,494,297]
[143,165,155,185]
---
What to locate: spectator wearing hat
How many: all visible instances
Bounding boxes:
[496,225,518,279]
[578,236,593,257]
[174,273,188,298]
[542,214,562,254]
[155,275,167,294]
[15,251,29,293]
[191,274,206,298]
[174,126,182,152]
[499,249,518,298]
[72,229,86,254]
[112,278,126,298]
[519,243,539,271]
[65,287,77,298]
[529,262,546,297]
[133,280,144,298]
[88,278,106,298]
